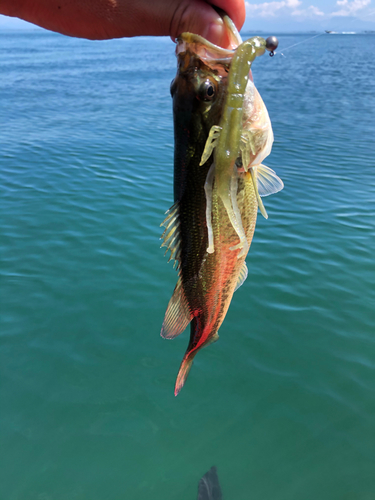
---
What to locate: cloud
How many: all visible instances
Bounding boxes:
[245,0,302,17]
[331,0,371,15]
[245,0,372,18]
[308,5,325,15]
[245,0,327,17]
[292,5,325,16]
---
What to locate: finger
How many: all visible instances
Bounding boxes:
[169,0,235,47]
[209,0,246,32]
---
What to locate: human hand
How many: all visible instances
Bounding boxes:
[1,0,245,48]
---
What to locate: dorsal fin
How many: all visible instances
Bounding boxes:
[160,202,182,269]
[161,277,193,339]
[234,262,248,292]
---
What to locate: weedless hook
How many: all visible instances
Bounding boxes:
[265,36,278,57]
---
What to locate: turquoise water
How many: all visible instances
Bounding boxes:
[1,31,374,499]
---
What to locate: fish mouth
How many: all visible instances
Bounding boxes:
[176,33,235,71]
[176,12,243,62]
[176,33,234,58]
[176,33,236,78]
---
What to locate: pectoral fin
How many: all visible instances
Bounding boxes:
[250,164,283,219]
[161,278,192,339]
[256,164,284,197]
[200,126,222,166]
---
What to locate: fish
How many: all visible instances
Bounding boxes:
[161,18,283,396]
[197,466,222,500]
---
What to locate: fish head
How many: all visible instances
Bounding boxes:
[171,47,225,129]
[171,34,235,201]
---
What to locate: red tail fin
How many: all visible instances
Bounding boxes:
[174,354,195,396]
[174,318,220,396]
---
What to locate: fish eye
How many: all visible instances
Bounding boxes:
[170,78,176,97]
[199,79,216,101]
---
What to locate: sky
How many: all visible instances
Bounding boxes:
[242,0,375,30]
[245,0,372,22]
[0,0,375,32]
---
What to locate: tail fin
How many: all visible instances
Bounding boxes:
[174,319,220,396]
[174,353,196,396]
[174,316,201,396]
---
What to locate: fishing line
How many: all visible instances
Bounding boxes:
[273,32,325,57]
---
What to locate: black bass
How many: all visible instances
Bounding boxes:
[161,19,282,395]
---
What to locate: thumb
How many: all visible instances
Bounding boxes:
[169,0,232,48]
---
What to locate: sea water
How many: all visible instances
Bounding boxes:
[1,30,374,499]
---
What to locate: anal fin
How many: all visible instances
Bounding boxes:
[161,278,192,339]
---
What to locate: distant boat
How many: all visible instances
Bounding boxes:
[325,30,356,34]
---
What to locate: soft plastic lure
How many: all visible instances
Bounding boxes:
[200,37,283,257]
